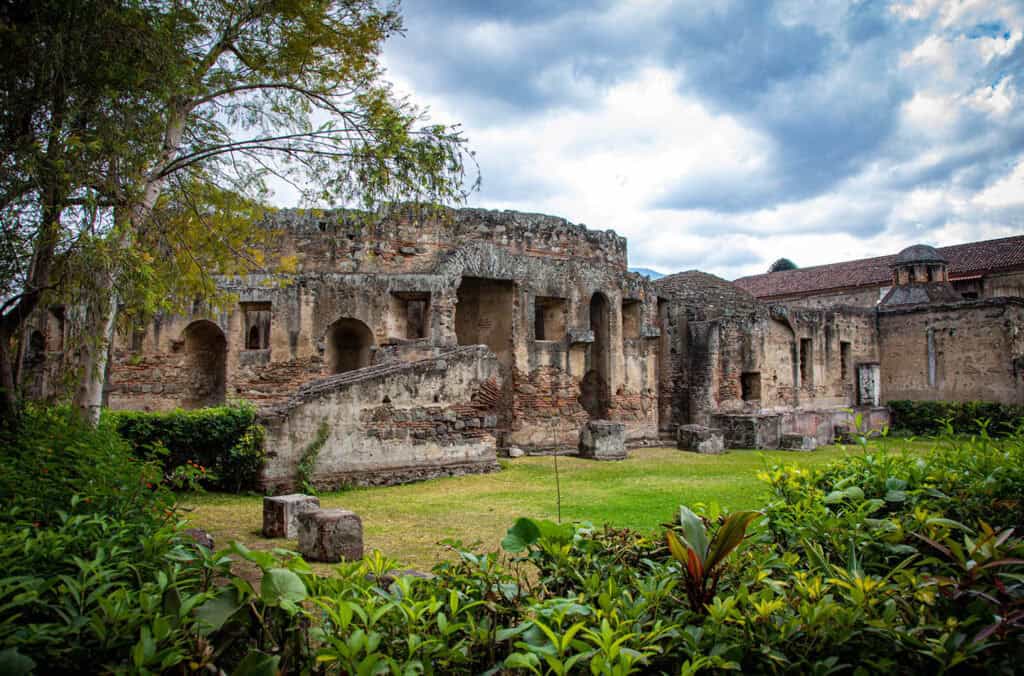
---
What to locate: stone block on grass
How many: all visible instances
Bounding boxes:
[677,425,725,454]
[262,493,320,539]
[780,433,818,451]
[297,509,363,563]
[578,420,627,460]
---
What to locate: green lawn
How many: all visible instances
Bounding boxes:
[183,442,918,570]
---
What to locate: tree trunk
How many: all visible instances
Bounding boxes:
[0,329,18,425]
[71,109,188,424]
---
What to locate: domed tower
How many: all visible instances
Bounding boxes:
[880,244,963,307]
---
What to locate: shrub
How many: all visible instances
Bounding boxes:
[0,406,169,526]
[104,403,265,492]
[3,407,1023,674]
[889,399,1024,437]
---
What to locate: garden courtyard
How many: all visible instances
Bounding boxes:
[184,441,921,569]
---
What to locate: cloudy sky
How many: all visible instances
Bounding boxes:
[340,1,1023,279]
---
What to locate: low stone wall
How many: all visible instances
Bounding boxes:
[779,406,891,445]
[711,414,782,449]
[712,406,891,449]
[259,346,502,492]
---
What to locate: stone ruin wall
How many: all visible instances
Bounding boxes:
[774,286,883,310]
[102,207,662,456]
[259,346,503,491]
[660,298,879,429]
[878,298,1024,405]
[259,206,628,275]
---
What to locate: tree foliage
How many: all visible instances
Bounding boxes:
[0,0,477,418]
[768,257,798,273]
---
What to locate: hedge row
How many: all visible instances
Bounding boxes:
[888,399,1024,437]
[103,404,265,492]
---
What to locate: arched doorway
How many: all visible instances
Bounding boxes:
[182,320,227,408]
[325,318,375,374]
[580,292,611,419]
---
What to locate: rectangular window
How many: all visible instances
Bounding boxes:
[800,338,813,386]
[534,296,567,341]
[621,300,642,340]
[242,303,271,350]
[131,327,146,353]
[741,372,761,401]
[405,298,428,339]
[389,293,430,340]
[840,341,851,381]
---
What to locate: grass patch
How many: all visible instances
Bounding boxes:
[183,441,927,569]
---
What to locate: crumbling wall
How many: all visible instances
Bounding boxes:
[104,208,661,461]
[657,284,881,428]
[878,299,1024,404]
[260,206,628,275]
[774,287,883,309]
[259,346,502,491]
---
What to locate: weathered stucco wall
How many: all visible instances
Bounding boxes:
[259,346,502,492]
[772,287,884,310]
[879,299,1024,404]
[655,279,880,429]
[104,207,662,459]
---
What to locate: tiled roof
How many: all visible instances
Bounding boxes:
[733,235,1024,299]
[655,270,761,318]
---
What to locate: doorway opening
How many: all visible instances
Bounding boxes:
[580,292,611,419]
[455,277,514,366]
[326,318,375,374]
[182,320,227,408]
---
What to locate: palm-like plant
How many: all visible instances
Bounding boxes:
[666,506,761,613]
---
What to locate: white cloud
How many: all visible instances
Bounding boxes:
[270,1,1024,280]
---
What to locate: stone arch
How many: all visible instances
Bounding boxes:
[580,291,611,419]
[325,317,375,374]
[182,320,227,408]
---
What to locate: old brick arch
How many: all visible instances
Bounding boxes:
[325,317,375,374]
[182,320,227,408]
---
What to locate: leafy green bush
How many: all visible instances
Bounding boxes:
[3,407,1023,674]
[104,403,265,492]
[889,399,1024,437]
[0,406,169,526]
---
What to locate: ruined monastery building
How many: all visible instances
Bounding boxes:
[21,209,1024,489]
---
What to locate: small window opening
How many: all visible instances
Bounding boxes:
[534,296,567,341]
[131,327,146,353]
[242,303,271,350]
[390,292,430,340]
[840,341,851,381]
[406,299,428,339]
[621,300,642,340]
[800,338,813,386]
[741,372,761,401]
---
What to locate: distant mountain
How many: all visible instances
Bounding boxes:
[629,267,665,280]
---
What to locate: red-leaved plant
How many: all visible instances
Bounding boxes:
[666,506,761,613]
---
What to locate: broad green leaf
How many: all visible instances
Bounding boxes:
[195,591,243,635]
[231,651,280,676]
[677,506,709,561]
[502,518,542,552]
[535,519,576,545]
[843,486,865,501]
[0,648,35,676]
[705,511,761,573]
[261,568,307,606]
